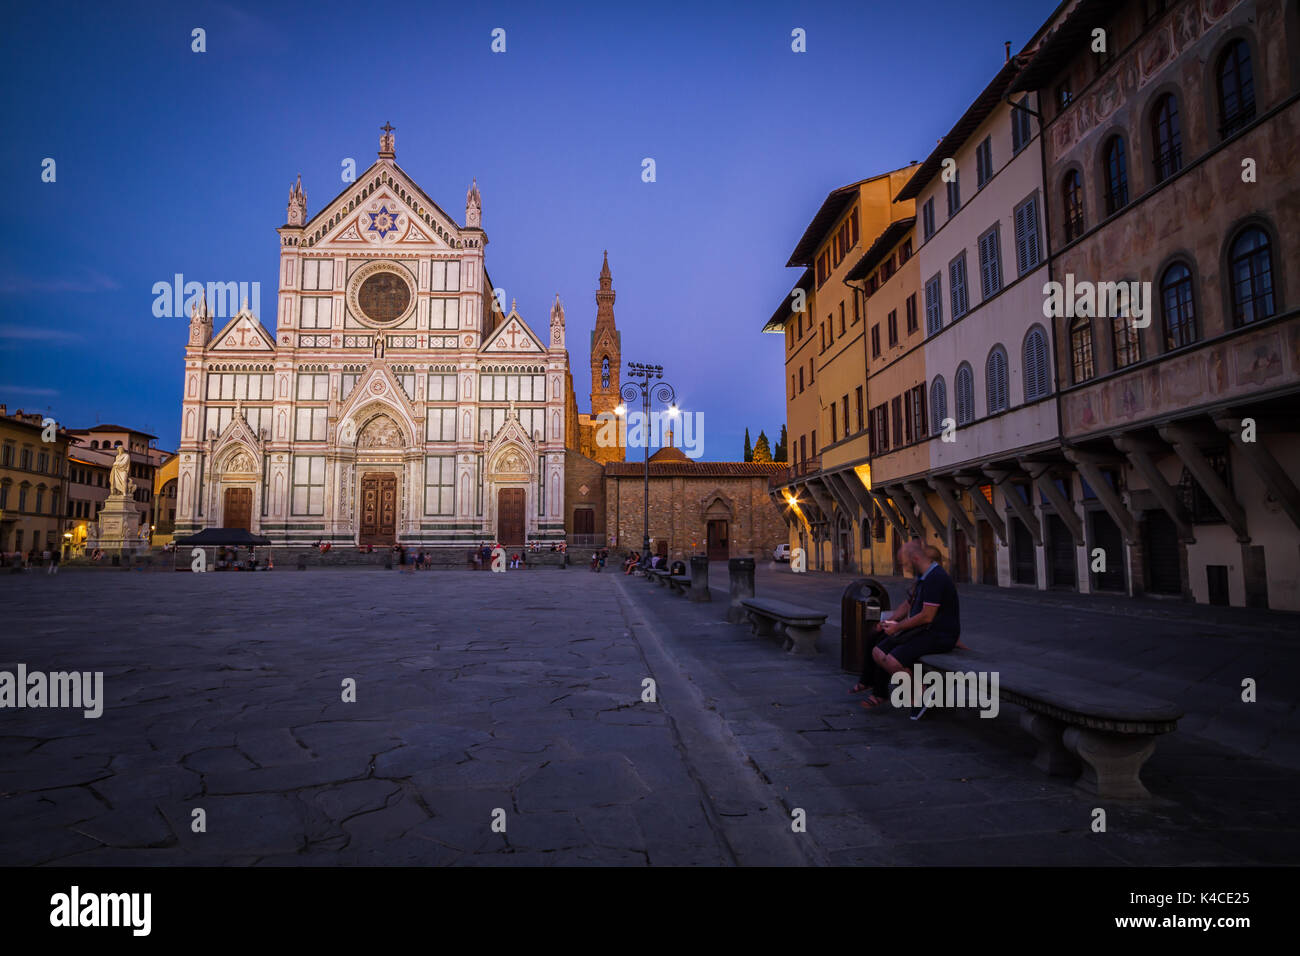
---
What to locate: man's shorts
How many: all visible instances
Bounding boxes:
[875,627,958,668]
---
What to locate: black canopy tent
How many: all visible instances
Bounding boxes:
[173,528,273,571]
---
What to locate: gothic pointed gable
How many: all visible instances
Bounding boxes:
[210,309,276,352]
[336,364,419,441]
[210,411,263,459]
[485,414,537,476]
[300,160,465,252]
[481,305,546,355]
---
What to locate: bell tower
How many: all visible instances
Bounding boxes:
[590,251,620,417]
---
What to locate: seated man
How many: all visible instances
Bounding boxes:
[859,540,961,718]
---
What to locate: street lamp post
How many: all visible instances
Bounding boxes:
[618,363,676,565]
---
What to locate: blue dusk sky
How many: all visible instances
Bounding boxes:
[0,0,1054,458]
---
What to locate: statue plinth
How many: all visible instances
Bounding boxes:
[95,494,143,555]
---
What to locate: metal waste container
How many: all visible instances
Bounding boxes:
[670,560,686,577]
[840,578,891,674]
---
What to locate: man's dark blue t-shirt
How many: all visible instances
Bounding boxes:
[911,562,960,642]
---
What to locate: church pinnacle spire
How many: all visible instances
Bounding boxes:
[378,121,396,159]
[466,177,482,227]
[286,174,307,226]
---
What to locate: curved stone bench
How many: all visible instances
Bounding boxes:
[916,648,1183,800]
[740,598,828,657]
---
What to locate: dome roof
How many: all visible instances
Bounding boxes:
[648,445,688,462]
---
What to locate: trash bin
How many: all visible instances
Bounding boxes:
[840,578,891,674]
[670,560,686,576]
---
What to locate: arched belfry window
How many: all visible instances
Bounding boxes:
[601,357,610,389]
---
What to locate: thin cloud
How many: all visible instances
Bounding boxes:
[0,385,60,397]
[0,325,83,342]
[0,272,121,294]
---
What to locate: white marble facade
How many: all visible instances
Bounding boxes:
[174,128,570,547]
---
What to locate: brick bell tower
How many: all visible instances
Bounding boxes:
[590,250,621,417]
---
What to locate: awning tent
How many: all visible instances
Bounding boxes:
[174,528,273,546]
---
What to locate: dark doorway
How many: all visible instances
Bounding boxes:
[573,507,594,535]
[1089,510,1126,592]
[1143,510,1182,595]
[707,519,729,561]
[978,521,997,584]
[223,487,252,532]
[359,473,397,545]
[1011,516,1036,585]
[1046,513,1077,589]
[952,526,970,582]
[497,488,525,546]
[1206,565,1230,606]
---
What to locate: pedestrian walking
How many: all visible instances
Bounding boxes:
[47,549,60,575]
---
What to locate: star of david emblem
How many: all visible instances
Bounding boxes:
[367,205,401,238]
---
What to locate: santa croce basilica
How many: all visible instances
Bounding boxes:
[174,126,595,549]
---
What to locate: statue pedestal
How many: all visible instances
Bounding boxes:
[96,494,143,555]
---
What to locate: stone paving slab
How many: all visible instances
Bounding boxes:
[0,570,788,866]
[619,571,1300,866]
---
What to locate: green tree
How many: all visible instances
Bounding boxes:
[753,430,773,463]
[774,424,788,462]
[743,428,753,462]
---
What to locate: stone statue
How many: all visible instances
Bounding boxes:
[110,447,136,497]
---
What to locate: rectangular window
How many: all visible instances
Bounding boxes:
[891,396,903,447]
[296,373,329,401]
[809,358,814,384]
[799,367,804,392]
[301,259,334,291]
[429,298,460,329]
[855,386,864,432]
[429,260,462,292]
[925,274,943,335]
[976,136,993,187]
[978,224,1003,299]
[949,252,970,319]
[427,372,457,401]
[811,430,817,456]
[294,407,327,441]
[1057,82,1073,111]
[816,250,830,287]
[842,395,850,438]
[870,324,881,358]
[300,297,332,328]
[291,455,325,515]
[838,302,845,335]
[1011,99,1033,153]
[852,290,861,323]
[424,456,454,515]
[831,406,838,444]
[887,310,898,347]
[909,384,928,441]
[1014,195,1042,275]
[426,407,457,441]
[905,293,918,334]
[922,198,935,240]
[1112,314,1142,370]
[946,171,961,218]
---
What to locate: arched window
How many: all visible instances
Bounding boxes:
[1217,39,1256,138]
[1062,170,1084,241]
[955,364,975,425]
[930,376,948,433]
[985,346,1010,414]
[1112,312,1141,369]
[1103,136,1129,214]
[1151,93,1183,182]
[1070,316,1095,383]
[1229,226,1276,326]
[600,356,610,388]
[1023,325,1050,402]
[1160,262,1197,350]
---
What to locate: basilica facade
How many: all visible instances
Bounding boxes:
[173,127,573,548]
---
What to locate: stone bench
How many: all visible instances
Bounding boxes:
[645,568,670,586]
[668,574,692,595]
[915,647,1183,800]
[740,598,829,657]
